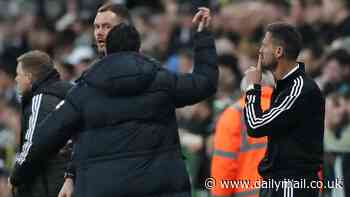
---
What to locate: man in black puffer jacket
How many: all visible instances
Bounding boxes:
[12,51,73,197]
[10,8,217,197]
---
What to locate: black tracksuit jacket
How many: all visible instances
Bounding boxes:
[13,70,73,197]
[10,30,218,197]
[243,63,325,179]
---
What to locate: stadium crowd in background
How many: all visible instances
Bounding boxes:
[0,0,350,196]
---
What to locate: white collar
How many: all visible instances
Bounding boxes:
[282,63,299,80]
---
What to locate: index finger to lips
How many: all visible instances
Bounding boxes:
[257,54,262,70]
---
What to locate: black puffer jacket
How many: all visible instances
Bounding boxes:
[14,70,73,197]
[11,30,218,197]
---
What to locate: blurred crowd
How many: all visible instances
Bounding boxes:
[0,0,350,196]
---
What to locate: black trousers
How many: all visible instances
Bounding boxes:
[259,179,319,197]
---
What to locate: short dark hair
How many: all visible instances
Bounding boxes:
[98,3,132,25]
[325,49,350,67]
[266,22,302,60]
[17,50,54,80]
[106,23,141,54]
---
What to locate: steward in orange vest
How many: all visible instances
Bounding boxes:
[211,87,273,197]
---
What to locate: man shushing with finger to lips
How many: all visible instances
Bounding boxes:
[243,22,324,197]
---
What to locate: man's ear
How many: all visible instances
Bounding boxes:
[275,46,284,59]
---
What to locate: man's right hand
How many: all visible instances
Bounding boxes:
[58,178,74,197]
[244,54,263,89]
[192,7,212,32]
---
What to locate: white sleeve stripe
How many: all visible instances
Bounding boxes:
[246,94,261,129]
[260,77,300,119]
[18,94,43,165]
[18,95,40,164]
[21,95,40,163]
[286,78,303,110]
[19,95,41,164]
[248,77,303,128]
[262,79,299,118]
[288,77,298,98]
[248,95,253,103]
[247,78,301,127]
[252,77,300,122]
[246,85,294,127]
[245,76,303,129]
[25,95,38,140]
[25,95,40,139]
[245,78,297,127]
[16,143,29,163]
[255,78,300,121]
[28,95,38,140]
[29,94,42,142]
[245,99,254,128]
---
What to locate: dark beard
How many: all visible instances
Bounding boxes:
[264,59,278,71]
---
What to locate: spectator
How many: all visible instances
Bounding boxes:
[322,0,350,44]
[316,49,350,94]
[324,91,350,197]
[211,72,274,197]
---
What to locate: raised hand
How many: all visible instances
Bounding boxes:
[245,54,263,86]
[192,7,212,32]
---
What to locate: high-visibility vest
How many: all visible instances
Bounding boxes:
[211,87,273,197]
